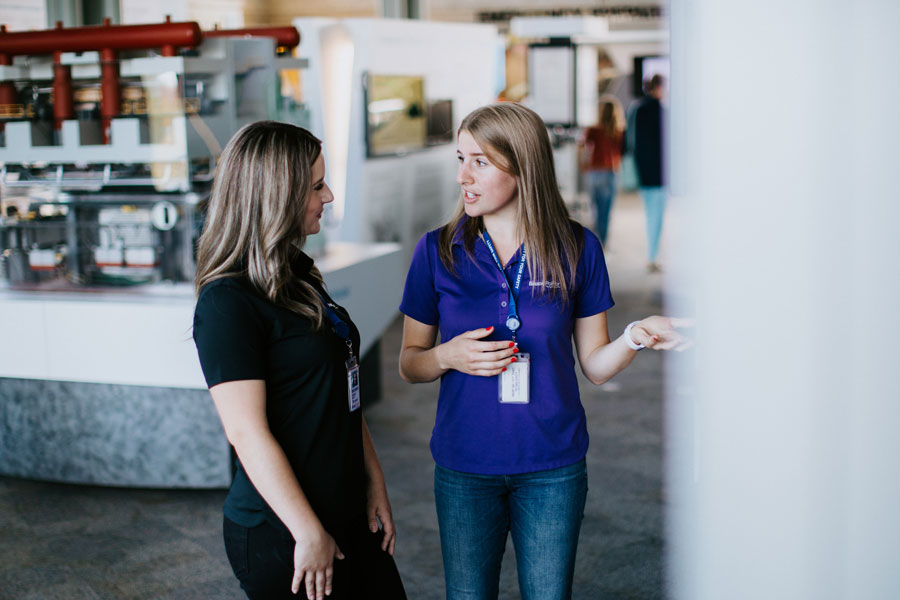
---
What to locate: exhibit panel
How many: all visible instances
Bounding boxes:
[0,20,405,488]
[0,242,403,487]
[294,17,502,260]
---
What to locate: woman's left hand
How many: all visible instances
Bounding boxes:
[366,478,396,555]
[629,316,694,351]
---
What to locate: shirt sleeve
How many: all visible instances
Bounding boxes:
[399,231,440,326]
[574,228,615,318]
[193,281,267,388]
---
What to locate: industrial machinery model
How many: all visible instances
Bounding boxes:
[0,19,307,287]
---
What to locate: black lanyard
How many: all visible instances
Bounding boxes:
[481,231,526,340]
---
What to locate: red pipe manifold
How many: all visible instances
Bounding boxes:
[0,17,203,142]
[0,17,202,56]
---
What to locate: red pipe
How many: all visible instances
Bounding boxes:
[204,26,300,51]
[99,47,119,144]
[0,19,202,56]
[0,79,14,104]
[0,24,10,64]
[0,74,14,133]
[0,25,14,132]
[52,50,74,130]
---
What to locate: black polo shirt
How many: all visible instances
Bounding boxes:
[193,253,365,534]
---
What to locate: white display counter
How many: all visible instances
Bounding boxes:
[0,242,403,488]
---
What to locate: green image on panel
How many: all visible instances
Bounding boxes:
[366,74,426,156]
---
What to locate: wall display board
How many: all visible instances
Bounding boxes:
[527,44,575,126]
[363,73,427,157]
[426,99,454,146]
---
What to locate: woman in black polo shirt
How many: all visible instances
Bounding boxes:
[193,121,406,600]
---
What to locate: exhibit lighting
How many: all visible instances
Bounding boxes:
[320,28,354,222]
[367,98,406,114]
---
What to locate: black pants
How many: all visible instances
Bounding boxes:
[223,515,407,599]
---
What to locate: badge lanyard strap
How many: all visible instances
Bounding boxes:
[316,291,355,360]
[481,231,526,342]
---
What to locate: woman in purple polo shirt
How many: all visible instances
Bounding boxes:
[398,103,684,600]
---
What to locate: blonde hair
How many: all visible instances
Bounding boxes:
[438,103,582,302]
[598,96,624,137]
[195,120,326,329]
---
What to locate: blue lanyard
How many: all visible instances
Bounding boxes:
[481,230,526,338]
[316,291,354,359]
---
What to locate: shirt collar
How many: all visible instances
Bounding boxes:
[451,218,528,270]
[291,250,315,278]
[450,218,469,247]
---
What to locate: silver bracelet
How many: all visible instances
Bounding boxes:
[624,321,646,351]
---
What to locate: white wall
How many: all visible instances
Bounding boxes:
[119,0,245,27]
[0,0,46,30]
[294,18,500,262]
[667,1,900,598]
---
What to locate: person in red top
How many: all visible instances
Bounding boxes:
[579,97,625,246]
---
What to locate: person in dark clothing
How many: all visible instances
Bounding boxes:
[192,121,406,600]
[631,74,666,272]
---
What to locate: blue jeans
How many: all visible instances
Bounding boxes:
[586,170,617,245]
[640,186,667,262]
[434,459,588,600]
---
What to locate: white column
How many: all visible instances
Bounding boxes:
[667,1,900,599]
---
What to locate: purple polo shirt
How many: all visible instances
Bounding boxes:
[399,221,614,475]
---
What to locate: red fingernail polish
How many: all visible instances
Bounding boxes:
[487,326,494,331]
[511,357,517,362]
[509,342,515,347]
[502,367,507,372]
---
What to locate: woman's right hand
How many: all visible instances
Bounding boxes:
[291,526,345,599]
[436,326,519,376]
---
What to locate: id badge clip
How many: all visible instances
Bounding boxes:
[499,352,530,404]
[346,353,361,412]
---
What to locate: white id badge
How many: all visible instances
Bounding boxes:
[499,352,530,404]
[346,356,361,412]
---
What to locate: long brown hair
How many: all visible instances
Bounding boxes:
[194,120,326,329]
[598,95,624,137]
[438,103,582,302]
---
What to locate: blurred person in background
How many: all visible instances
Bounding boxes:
[398,103,687,600]
[578,96,625,246]
[631,74,667,272]
[192,121,406,600]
